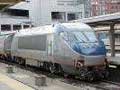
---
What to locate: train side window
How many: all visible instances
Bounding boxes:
[18,35,47,51]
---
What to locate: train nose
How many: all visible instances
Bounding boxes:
[94,45,106,55]
[84,55,105,66]
[72,41,106,56]
[80,43,106,55]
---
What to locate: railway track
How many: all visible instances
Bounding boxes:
[0,59,120,90]
[92,80,120,90]
[60,79,120,90]
[103,80,120,86]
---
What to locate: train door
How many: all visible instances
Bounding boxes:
[4,34,15,52]
[47,34,54,62]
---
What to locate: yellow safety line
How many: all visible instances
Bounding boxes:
[0,73,35,90]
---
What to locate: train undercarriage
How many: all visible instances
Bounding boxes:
[0,54,109,82]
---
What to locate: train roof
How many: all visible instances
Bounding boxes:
[16,23,93,37]
[61,23,92,30]
[16,25,53,37]
[55,23,93,33]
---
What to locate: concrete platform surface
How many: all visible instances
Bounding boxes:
[0,61,119,90]
[107,56,120,65]
[0,63,96,90]
[0,73,35,90]
[107,53,120,65]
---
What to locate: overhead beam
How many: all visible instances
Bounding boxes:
[88,20,120,27]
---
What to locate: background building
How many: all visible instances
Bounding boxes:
[0,0,86,31]
[28,0,85,26]
[0,0,31,32]
[91,0,120,16]
[83,0,91,18]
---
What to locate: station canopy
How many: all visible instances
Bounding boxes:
[72,12,120,27]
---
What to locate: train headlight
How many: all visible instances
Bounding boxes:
[75,60,85,69]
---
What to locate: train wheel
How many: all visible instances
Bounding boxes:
[49,63,64,74]
[43,62,49,71]
[57,64,64,74]
[49,63,56,74]
[102,70,109,79]
[86,72,95,82]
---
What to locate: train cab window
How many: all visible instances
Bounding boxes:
[68,32,78,42]
[84,32,97,42]
[60,32,69,41]
[73,31,87,42]
[61,31,84,43]
[72,31,97,43]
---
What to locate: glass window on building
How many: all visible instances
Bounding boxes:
[13,25,21,31]
[51,12,66,22]
[52,12,64,20]
[67,12,82,21]
[6,9,29,17]
[77,12,82,19]
[115,34,120,43]
[67,13,76,21]
[1,24,11,31]
[24,25,30,29]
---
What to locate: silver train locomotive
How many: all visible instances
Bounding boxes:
[0,23,108,81]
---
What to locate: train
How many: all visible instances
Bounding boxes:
[0,23,108,81]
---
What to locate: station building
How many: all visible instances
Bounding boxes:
[0,0,85,32]
[28,0,85,26]
[0,0,31,32]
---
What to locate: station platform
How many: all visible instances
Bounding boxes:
[107,53,120,67]
[107,56,120,65]
[0,73,35,90]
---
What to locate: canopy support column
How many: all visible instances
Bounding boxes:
[109,23,115,57]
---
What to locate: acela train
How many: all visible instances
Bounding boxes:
[0,23,108,81]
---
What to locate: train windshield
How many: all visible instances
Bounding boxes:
[60,30,98,43]
[72,31,98,43]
